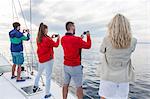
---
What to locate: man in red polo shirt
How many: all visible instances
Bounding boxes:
[61,21,91,99]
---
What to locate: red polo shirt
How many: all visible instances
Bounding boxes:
[37,36,59,63]
[61,33,91,66]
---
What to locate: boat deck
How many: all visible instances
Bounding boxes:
[0,54,76,99]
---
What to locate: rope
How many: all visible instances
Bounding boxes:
[0,73,3,76]
[17,0,37,76]
[11,0,30,73]
[29,0,45,85]
[17,0,45,86]
[11,0,46,87]
[29,0,32,33]
[12,0,14,22]
[17,0,28,28]
[16,0,34,76]
[29,0,34,75]
[11,0,30,79]
[12,0,19,21]
[11,0,29,66]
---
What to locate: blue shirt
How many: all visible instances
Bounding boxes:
[9,29,30,52]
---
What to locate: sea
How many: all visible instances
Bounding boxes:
[0,34,150,99]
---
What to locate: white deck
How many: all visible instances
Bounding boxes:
[0,54,10,66]
[0,54,76,99]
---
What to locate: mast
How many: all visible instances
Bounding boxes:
[30,0,32,34]
[30,0,34,75]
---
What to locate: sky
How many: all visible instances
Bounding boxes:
[0,0,149,41]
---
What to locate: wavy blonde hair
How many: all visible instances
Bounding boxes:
[108,14,132,49]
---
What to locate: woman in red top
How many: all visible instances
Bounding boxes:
[33,23,59,98]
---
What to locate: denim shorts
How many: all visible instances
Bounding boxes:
[64,65,83,88]
[11,52,24,65]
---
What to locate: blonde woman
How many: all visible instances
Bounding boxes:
[99,14,137,99]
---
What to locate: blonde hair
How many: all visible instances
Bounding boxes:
[108,14,132,49]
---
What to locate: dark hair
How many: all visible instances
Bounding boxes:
[37,22,48,43]
[13,22,20,29]
[65,21,74,31]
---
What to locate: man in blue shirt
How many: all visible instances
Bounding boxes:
[9,22,30,82]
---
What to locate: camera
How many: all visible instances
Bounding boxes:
[83,31,89,35]
[52,34,59,38]
[23,29,29,33]
[81,31,89,38]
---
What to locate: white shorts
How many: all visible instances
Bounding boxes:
[99,80,129,99]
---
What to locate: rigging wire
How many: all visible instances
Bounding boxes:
[17,0,28,28]
[15,0,45,86]
[17,0,34,75]
[11,1,94,98]
[11,0,31,76]
[12,0,19,21]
